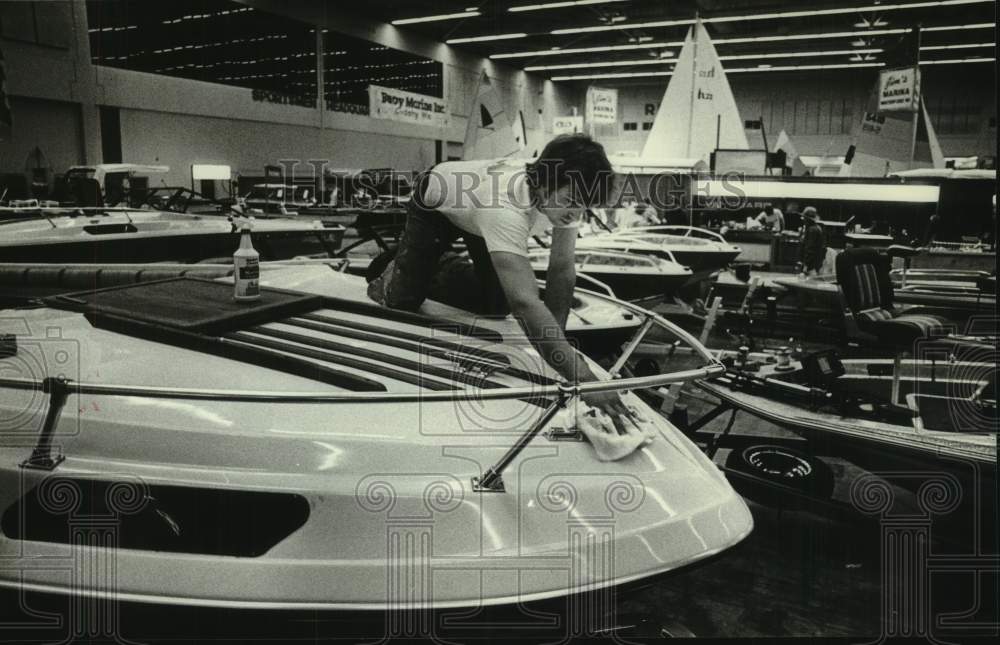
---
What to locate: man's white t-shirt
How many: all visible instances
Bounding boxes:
[756,208,784,231]
[422,158,550,257]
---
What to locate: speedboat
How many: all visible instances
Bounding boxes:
[0,262,752,610]
[0,208,345,263]
[243,183,319,216]
[527,248,693,302]
[639,246,997,495]
[771,244,996,319]
[576,226,742,275]
[692,344,997,492]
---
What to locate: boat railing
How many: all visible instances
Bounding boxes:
[619,225,728,244]
[573,270,616,298]
[2,303,722,490]
[0,297,721,401]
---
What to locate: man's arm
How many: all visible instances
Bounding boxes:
[490,251,638,430]
[490,251,587,383]
[543,226,577,329]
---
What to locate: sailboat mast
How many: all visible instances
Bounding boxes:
[907,25,923,169]
[685,14,699,159]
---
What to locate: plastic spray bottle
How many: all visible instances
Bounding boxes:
[233,219,260,301]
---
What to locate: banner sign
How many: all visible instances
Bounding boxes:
[0,44,12,141]
[368,85,449,128]
[553,116,583,135]
[878,67,920,112]
[586,86,618,124]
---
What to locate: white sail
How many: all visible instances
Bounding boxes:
[512,109,528,153]
[641,20,748,162]
[772,130,808,176]
[463,72,521,161]
[919,98,945,169]
[845,75,945,177]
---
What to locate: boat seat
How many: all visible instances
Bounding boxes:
[887,244,921,259]
[835,247,951,346]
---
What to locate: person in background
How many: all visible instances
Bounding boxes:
[799,206,826,278]
[921,213,942,247]
[616,200,653,229]
[755,203,785,232]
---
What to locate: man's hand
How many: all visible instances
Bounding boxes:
[581,389,644,435]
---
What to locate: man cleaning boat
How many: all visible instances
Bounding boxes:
[368,134,640,431]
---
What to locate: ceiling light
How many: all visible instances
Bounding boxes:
[552,57,995,80]
[921,56,995,64]
[492,40,682,59]
[509,1,628,12]
[493,23,993,60]
[531,48,884,70]
[392,10,480,25]
[921,42,993,50]
[720,48,882,60]
[551,1,991,35]
[551,71,673,81]
[628,35,654,43]
[854,17,890,28]
[924,22,994,31]
[598,13,627,24]
[526,58,672,71]
[447,33,527,44]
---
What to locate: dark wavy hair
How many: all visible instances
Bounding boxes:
[525,134,615,207]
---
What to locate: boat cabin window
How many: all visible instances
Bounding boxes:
[582,253,643,267]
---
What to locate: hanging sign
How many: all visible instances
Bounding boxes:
[368,85,449,128]
[586,86,618,124]
[553,116,583,135]
[878,67,920,112]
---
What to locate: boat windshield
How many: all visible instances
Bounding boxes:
[246,185,314,203]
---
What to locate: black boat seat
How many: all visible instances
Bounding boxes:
[856,308,950,344]
[887,244,921,259]
[835,247,951,347]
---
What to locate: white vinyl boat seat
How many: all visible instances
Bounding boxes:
[835,247,951,346]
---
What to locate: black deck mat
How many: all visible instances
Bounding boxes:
[47,277,322,335]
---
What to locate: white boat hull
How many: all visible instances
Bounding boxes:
[0,266,752,609]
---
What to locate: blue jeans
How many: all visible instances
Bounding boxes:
[367,179,510,316]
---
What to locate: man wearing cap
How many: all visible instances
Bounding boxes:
[799,206,826,278]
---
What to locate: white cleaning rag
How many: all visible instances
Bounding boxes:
[557,399,659,462]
